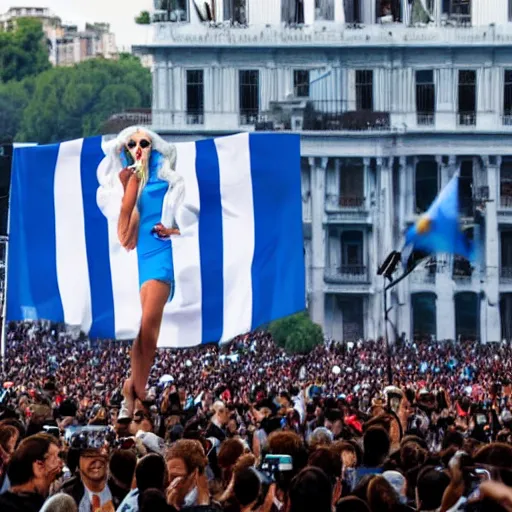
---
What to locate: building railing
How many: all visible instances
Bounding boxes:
[501,267,512,282]
[324,265,369,284]
[325,194,366,210]
[129,108,512,133]
[502,115,512,126]
[240,112,259,125]
[145,23,512,48]
[186,113,205,125]
[458,112,477,126]
[417,113,435,126]
[305,108,391,131]
[500,196,512,209]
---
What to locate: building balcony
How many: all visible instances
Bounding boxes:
[304,106,390,131]
[457,112,477,127]
[139,23,512,49]
[500,196,512,209]
[502,115,512,126]
[501,267,512,284]
[325,194,370,223]
[417,113,435,126]
[324,265,369,285]
[497,196,512,224]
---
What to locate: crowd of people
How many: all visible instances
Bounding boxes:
[0,321,512,511]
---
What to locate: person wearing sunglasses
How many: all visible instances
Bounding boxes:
[97,127,185,419]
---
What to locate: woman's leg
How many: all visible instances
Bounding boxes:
[129,279,170,399]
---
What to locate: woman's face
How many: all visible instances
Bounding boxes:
[126,131,152,163]
[341,449,356,469]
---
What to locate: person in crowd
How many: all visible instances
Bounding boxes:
[3,322,512,511]
[117,453,168,512]
[206,402,230,444]
[61,429,124,511]
[0,433,63,512]
[165,439,209,510]
[0,425,19,493]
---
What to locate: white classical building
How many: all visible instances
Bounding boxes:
[133,0,512,343]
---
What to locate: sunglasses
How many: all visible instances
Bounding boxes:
[127,139,151,149]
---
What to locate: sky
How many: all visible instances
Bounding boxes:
[0,0,154,49]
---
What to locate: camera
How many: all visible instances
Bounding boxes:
[257,454,293,486]
[43,425,61,440]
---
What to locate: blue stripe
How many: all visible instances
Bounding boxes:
[7,144,64,322]
[80,137,115,339]
[195,139,224,343]
[249,134,305,330]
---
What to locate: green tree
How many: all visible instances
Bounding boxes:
[269,312,324,355]
[17,56,151,143]
[0,78,34,143]
[0,18,50,83]
[135,11,151,24]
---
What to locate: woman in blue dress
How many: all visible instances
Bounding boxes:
[98,127,184,418]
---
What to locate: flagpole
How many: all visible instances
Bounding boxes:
[0,236,8,375]
[383,277,393,385]
[0,155,12,374]
[381,263,418,385]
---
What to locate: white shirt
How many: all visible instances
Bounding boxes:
[78,484,113,512]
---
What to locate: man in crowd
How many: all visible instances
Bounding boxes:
[61,428,124,512]
[0,433,62,512]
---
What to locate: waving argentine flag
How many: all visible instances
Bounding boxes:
[6,133,305,348]
[402,172,477,268]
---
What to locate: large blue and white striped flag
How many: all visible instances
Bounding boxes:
[7,133,305,347]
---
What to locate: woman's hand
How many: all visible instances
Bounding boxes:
[166,477,186,510]
[119,167,139,190]
[196,471,210,506]
[152,223,180,239]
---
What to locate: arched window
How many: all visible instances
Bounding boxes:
[412,292,436,339]
[501,294,512,342]
[455,292,479,341]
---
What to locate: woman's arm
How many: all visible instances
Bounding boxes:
[118,168,140,249]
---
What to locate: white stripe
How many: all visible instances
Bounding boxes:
[54,139,92,332]
[158,141,203,348]
[99,138,141,339]
[215,133,255,342]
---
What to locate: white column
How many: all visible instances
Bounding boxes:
[397,157,412,341]
[477,67,495,130]
[304,0,316,24]
[361,0,376,23]
[381,157,397,343]
[335,0,346,22]
[436,156,456,341]
[482,156,502,343]
[436,68,457,130]
[172,66,185,126]
[366,157,378,340]
[371,157,391,342]
[310,157,326,330]
[434,0,442,24]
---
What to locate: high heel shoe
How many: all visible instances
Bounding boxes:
[118,382,136,422]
